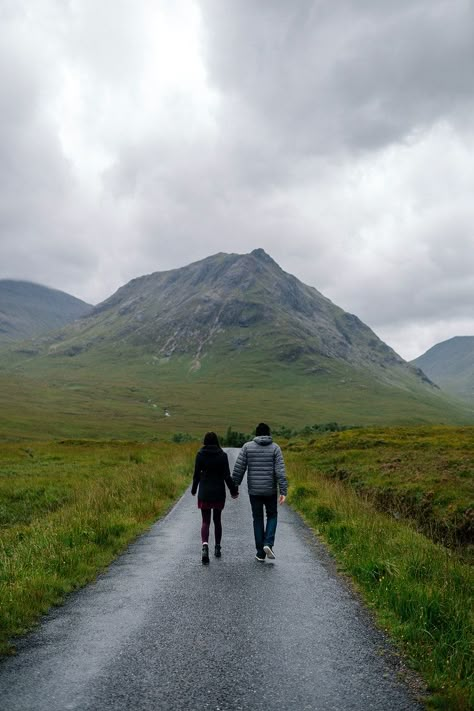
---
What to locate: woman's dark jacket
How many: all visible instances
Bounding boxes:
[192,445,238,502]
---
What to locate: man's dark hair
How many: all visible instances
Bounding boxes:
[255,422,271,436]
[203,431,220,447]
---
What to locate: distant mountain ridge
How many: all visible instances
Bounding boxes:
[412,336,474,403]
[0,280,92,345]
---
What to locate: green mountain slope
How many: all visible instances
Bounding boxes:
[412,336,474,403]
[1,251,472,439]
[0,280,92,345]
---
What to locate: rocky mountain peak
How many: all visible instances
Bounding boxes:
[250,247,276,264]
[45,249,423,383]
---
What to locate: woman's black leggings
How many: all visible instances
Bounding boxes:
[201,509,222,545]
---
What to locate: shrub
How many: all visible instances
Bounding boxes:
[314,504,336,523]
[221,427,250,447]
[171,432,194,443]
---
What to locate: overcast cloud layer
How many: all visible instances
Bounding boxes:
[1,0,473,360]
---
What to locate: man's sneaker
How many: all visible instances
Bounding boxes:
[202,543,209,565]
[255,550,266,562]
[214,544,221,558]
[263,545,275,559]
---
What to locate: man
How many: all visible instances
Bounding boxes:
[232,423,288,561]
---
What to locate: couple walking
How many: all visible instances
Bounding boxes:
[191,423,288,564]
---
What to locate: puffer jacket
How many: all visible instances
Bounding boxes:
[232,435,288,496]
[192,445,238,502]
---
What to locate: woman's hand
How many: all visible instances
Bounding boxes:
[279,494,286,505]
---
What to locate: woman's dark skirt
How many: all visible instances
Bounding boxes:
[198,500,225,511]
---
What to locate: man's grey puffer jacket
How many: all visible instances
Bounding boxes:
[232,435,288,496]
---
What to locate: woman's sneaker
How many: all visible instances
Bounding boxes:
[263,545,275,559]
[202,543,209,565]
[255,550,266,562]
[214,544,221,558]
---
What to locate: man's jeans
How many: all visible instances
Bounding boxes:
[249,493,278,553]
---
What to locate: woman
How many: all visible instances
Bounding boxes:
[191,432,239,564]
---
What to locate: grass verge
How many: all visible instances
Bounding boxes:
[0,440,194,656]
[286,426,474,558]
[287,454,473,710]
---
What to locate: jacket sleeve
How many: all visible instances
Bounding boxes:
[191,453,201,495]
[232,445,248,486]
[222,453,238,496]
[274,444,288,496]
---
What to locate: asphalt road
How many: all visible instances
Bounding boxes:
[0,448,422,711]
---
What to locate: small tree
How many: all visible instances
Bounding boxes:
[222,427,249,447]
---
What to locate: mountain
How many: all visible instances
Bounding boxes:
[36,249,431,381]
[412,336,474,403]
[0,250,472,439]
[0,280,92,345]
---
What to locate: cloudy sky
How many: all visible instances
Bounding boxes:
[1,0,473,360]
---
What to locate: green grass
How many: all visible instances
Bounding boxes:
[286,437,474,709]
[0,440,194,655]
[1,341,473,441]
[285,426,474,557]
[1,430,472,707]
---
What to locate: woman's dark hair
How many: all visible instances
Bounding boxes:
[255,422,271,436]
[203,431,220,447]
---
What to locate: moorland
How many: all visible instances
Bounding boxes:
[286,425,473,710]
[0,428,472,708]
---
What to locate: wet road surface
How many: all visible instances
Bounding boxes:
[0,449,421,710]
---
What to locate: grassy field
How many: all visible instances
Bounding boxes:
[1,430,473,707]
[285,428,473,709]
[1,342,473,441]
[285,426,474,557]
[0,440,195,655]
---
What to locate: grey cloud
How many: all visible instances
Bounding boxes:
[63,0,153,91]
[0,0,473,360]
[199,0,474,154]
[0,15,99,296]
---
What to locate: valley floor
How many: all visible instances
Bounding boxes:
[0,434,471,708]
[0,450,421,711]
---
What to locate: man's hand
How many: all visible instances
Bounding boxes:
[279,494,286,505]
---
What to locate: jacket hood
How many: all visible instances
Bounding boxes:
[200,445,222,455]
[253,435,273,446]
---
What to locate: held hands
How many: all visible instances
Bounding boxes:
[279,494,286,505]
[231,487,239,499]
